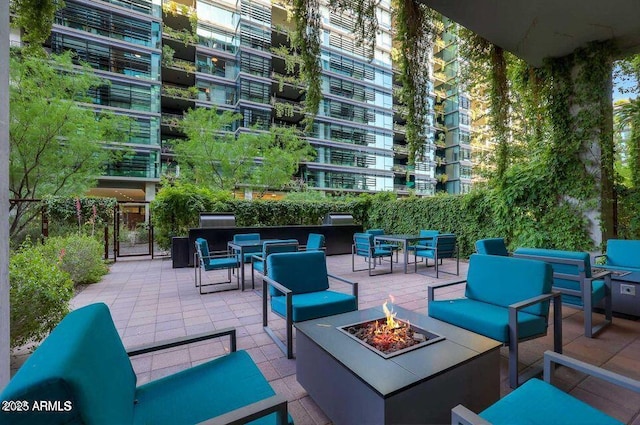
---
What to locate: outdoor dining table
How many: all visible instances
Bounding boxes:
[227,239,281,291]
[373,234,433,274]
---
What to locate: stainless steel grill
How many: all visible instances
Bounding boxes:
[199,213,236,228]
[323,213,354,225]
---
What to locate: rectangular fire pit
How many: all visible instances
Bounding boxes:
[338,317,445,359]
[295,305,501,425]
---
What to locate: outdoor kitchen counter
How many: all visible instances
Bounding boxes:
[295,305,502,425]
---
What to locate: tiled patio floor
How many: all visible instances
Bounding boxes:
[15,254,640,424]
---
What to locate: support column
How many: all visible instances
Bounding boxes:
[144,182,156,223]
[0,0,11,388]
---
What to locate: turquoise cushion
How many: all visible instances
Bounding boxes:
[514,248,592,278]
[428,298,547,342]
[0,303,136,425]
[267,251,330,296]
[414,248,435,259]
[562,279,607,307]
[605,239,640,269]
[353,233,375,257]
[203,257,238,271]
[271,291,357,322]
[306,233,325,251]
[196,237,209,258]
[408,230,439,251]
[476,238,509,256]
[253,259,265,273]
[480,378,622,425]
[466,254,552,317]
[133,350,293,425]
[233,233,260,243]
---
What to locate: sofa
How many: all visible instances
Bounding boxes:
[0,303,291,425]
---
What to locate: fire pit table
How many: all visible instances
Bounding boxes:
[295,305,501,425]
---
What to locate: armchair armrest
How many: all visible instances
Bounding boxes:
[262,275,293,296]
[127,328,237,357]
[201,250,240,261]
[590,269,612,280]
[197,394,288,425]
[451,404,492,425]
[329,273,358,300]
[543,351,640,392]
[251,254,265,264]
[509,291,560,311]
[428,279,467,302]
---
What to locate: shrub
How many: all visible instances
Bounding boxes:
[38,234,108,285]
[9,244,74,348]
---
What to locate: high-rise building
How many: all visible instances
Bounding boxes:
[37,0,474,201]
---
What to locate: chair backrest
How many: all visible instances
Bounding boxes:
[306,233,325,251]
[267,251,330,295]
[435,234,457,258]
[605,239,640,268]
[418,230,439,246]
[233,233,260,243]
[475,238,509,256]
[0,303,137,425]
[513,248,592,295]
[466,254,553,317]
[195,237,209,266]
[365,229,385,237]
[353,233,374,256]
[262,239,299,258]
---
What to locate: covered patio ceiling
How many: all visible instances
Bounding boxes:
[417,0,640,66]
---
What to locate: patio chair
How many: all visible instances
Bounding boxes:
[452,350,637,425]
[475,237,509,256]
[413,233,459,278]
[194,237,240,294]
[302,233,325,251]
[513,247,612,338]
[0,303,291,425]
[407,229,439,263]
[251,240,299,289]
[352,232,394,276]
[232,232,262,263]
[365,229,400,262]
[263,251,358,358]
[429,254,562,388]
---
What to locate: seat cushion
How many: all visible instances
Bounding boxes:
[203,257,237,271]
[271,291,357,322]
[253,259,265,273]
[0,303,136,425]
[133,350,292,425]
[428,298,548,342]
[372,247,393,257]
[480,378,622,425]
[414,249,435,259]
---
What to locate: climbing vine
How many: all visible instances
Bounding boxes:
[328,0,379,59]
[10,0,61,53]
[393,0,435,164]
[290,0,322,132]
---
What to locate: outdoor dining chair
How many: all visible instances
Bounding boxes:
[352,233,393,275]
[194,238,240,294]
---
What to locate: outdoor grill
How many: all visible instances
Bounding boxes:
[199,212,236,228]
[323,213,354,225]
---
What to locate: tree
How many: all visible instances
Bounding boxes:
[9,50,127,237]
[173,107,315,193]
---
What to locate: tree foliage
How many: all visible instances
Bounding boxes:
[173,107,315,192]
[9,51,127,238]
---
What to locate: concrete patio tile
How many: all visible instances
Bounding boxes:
[130,354,153,374]
[570,386,637,423]
[151,348,190,370]
[299,395,331,425]
[287,400,316,425]
[155,319,185,331]
[256,359,279,381]
[155,328,187,341]
[270,357,297,378]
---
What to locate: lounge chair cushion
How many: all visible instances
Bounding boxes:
[476,238,509,256]
[267,251,330,295]
[480,378,622,425]
[271,291,357,322]
[0,304,136,425]
[428,298,548,342]
[133,350,293,425]
[603,239,640,270]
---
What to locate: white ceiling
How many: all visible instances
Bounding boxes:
[417,0,640,66]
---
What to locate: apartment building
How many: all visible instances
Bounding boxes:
[43,0,473,201]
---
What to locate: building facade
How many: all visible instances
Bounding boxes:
[43,0,473,201]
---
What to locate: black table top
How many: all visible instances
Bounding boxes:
[295,305,501,397]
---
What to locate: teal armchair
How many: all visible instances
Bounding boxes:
[232,232,262,263]
[0,303,291,425]
[414,233,459,278]
[251,240,299,289]
[194,237,240,294]
[452,351,639,425]
[475,238,509,256]
[352,232,394,275]
[429,254,562,388]
[263,251,358,358]
[595,239,640,273]
[302,233,325,251]
[514,247,612,338]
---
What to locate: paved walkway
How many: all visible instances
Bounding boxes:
[17,254,640,424]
